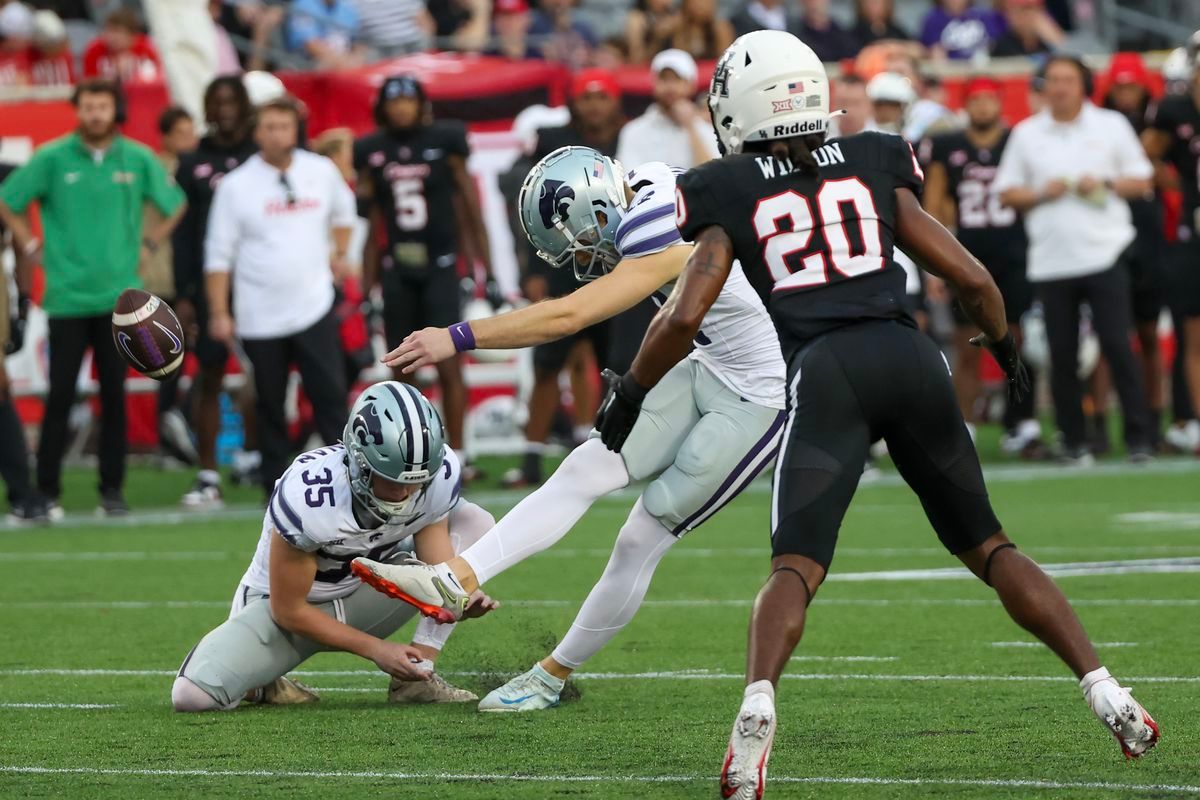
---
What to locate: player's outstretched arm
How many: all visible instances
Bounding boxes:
[267,531,432,680]
[596,227,733,452]
[382,246,689,373]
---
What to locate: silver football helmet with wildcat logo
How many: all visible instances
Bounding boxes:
[518,145,628,282]
[343,381,445,523]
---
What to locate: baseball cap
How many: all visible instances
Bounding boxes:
[570,68,621,101]
[494,0,529,15]
[963,76,1002,100]
[650,49,698,84]
[0,2,34,39]
[1107,52,1149,86]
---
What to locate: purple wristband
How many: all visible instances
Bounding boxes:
[449,321,476,353]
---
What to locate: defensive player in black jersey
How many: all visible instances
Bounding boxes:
[593,32,1159,797]
[1144,39,1200,454]
[920,77,1042,456]
[173,76,261,508]
[354,75,492,476]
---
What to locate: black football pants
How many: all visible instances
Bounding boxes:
[241,308,348,496]
[1036,260,1152,451]
[38,314,128,498]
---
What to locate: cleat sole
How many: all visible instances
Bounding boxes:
[351,560,458,624]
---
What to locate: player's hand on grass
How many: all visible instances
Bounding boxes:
[970,331,1030,403]
[383,327,454,373]
[369,640,433,681]
[460,589,499,620]
[596,369,649,453]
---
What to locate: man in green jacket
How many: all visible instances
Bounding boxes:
[0,78,185,518]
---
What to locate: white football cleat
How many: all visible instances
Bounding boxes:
[478,664,564,713]
[389,673,477,704]
[1082,668,1160,758]
[720,689,776,799]
[351,556,470,624]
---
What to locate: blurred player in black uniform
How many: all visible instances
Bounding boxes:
[173,76,261,508]
[355,75,492,479]
[921,77,1042,456]
[1144,38,1200,454]
[593,32,1159,797]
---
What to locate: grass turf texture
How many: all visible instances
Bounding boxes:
[1,459,1198,798]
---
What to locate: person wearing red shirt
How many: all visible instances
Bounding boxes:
[29,9,75,87]
[83,8,161,82]
[0,2,34,87]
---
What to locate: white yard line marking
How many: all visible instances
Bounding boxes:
[829,557,1200,582]
[0,766,1196,794]
[2,668,1196,684]
[1116,512,1200,530]
[0,703,119,709]
[992,641,1138,648]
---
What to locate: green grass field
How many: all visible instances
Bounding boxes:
[1,456,1198,799]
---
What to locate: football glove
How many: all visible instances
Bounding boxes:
[596,369,649,453]
[971,331,1030,403]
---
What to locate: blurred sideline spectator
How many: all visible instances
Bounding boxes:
[287,0,367,70]
[354,0,431,56]
[626,0,678,65]
[994,56,1155,463]
[84,8,161,81]
[885,51,958,139]
[828,73,870,137]
[920,0,1005,61]
[730,0,794,40]
[530,0,596,69]
[592,35,627,69]
[498,70,625,488]
[865,70,915,134]
[0,160,46,523]
[794,0,856,63]
[0,2,33,86]
[617,49,717,170]
[850,0,912,50]
[208,0,242,75]
[427,0,490,51]
[1101,52,1167,449]
[204,97,354,496]
[215,0,284,71]
[0,79,185,517]
[173,76,261,509]
[666,0,731,61]
[489,0,536,59]
[990,0,1062,59]
[30,8,74,86]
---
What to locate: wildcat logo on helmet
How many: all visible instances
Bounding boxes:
[351,404,385,447]
[537,178,576,228]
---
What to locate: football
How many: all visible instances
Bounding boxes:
[111,288,185,380]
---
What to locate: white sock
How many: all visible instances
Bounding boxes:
[413,616,455,651]
[744,680,775,702]
[197,469,220,485]
[1080,665,1113,695]
[551,499,676,669]
[461,439,630,585]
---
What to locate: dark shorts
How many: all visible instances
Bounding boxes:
[381,259,461,350]
[771,320,1001,569]
[952,258,1033,327]
[1166,238,1200,319]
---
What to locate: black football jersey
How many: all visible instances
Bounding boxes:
[172,135,258,302]
[353,121,470,256]
[1146,94,1200,230]
[675,131,921,360]
[920,129,1025,265]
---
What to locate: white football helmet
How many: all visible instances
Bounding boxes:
[708,30,832,155]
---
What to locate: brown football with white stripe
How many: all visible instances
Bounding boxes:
[111,288,185,380]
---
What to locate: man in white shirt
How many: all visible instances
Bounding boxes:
[616,49,719,170]
[205,96,358,496]
[994,56,1155,463]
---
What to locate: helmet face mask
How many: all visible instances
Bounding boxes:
[342,381,445,525]
[519,146,627,282]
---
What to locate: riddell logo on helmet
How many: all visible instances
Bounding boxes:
[772,119,824,136]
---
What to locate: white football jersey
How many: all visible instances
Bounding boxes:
[615,162,784,409]
[240,444,463,602]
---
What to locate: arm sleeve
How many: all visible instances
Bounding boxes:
[991,126,1028,195]
[1112,115,1154,181]
[141,148,185,216]
[880,132,924,196]
[445,122,470,159]
[0,149,51,213]
[203,179,237,274]
[674,165,728,243]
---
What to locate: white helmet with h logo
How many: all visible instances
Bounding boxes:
[708,30,832,155]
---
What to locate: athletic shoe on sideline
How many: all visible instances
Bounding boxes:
[1164,420,1200,455]
[1082,668,1160,758]
[720,690,776,799]
[181,475,224,510]
[351,556,469,623]
[389,673,478,704]
[45,499,64,523]
[478,664,563,712]
[158,409,198,466]
[6,494,50,525]
[97,490,130,517]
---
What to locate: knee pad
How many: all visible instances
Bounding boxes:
[171,676,224,713]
